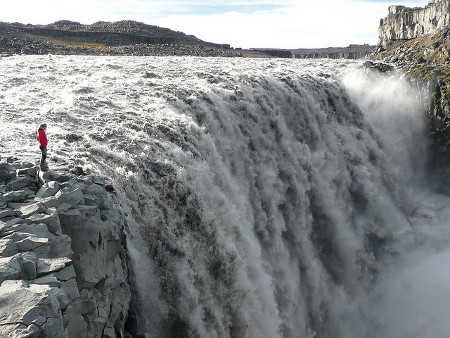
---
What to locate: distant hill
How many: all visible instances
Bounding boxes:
[62,20,208,42]
[252,45,376,59]
[22,20,220,46]
[0,20,262,57]
[0,20,376,59]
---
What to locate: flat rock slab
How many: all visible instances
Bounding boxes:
[37,257,72,277]
[1,189,34,203]
[0,255,21,283]
[6,223,50,239]
[85,183,107,196]
[39,171,71,183]
[0,232,51,258]
[27,210,61,234]
[5,176,31,191]
[0,252,38,282]
[0,163,16,171]
[0,170,16,183]
[17,166,39,178]
[1,218,28,231]
[36,181,60,198]
[17,202,46,218]
[16,236,49,253]
[0,280,64,338]
[55,188,85,207]
[0,209,17,219]
[30,275,61,288]
[53,264,76,282]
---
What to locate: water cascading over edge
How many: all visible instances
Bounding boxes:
[87,61,426,338]
[1,56,441,338]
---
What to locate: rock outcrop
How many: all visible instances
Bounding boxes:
[0,157,131,337]
[378,0,450,47]
[375,0,450,166]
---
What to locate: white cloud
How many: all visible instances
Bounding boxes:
[152,0,391,48]
[3,0,105,24]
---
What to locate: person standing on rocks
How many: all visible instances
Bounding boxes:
[36,123,48,171]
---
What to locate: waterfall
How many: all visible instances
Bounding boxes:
[343,68,450,338]
[1,55,449,337]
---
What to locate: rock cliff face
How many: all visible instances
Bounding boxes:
[378,0,450,47]
[375,0,450,165]
[0,158,131,337]
[292,45,375,59]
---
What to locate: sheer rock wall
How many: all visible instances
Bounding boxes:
[378,0,450,47]
[0,159,131,338]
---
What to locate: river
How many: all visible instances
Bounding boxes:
[1,55,449,337]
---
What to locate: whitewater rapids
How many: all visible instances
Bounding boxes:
[1,55,449,338]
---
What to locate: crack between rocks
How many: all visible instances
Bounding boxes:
[37,266,67,278]
[27,241,49,251]
[42,316,64,338]
[0,321,39,328]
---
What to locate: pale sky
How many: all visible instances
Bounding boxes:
[2,0,427,49]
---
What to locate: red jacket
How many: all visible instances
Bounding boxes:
[36,128,48,147]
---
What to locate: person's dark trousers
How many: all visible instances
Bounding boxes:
[40,146,47,170]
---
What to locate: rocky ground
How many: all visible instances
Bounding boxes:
[1,21,380,59]
[0,21,265,58]
[0,156,131,337]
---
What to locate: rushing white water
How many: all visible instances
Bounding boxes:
[1,55,449,337]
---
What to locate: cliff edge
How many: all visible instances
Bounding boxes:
[0,157,131,337]
[375,0,450,164]
[378,0,450,47]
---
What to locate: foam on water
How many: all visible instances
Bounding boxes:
[1,55,449,337]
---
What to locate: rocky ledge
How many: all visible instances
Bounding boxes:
[374,0,450,164]
[373,26,450,163]
[378,0,450,48]
[0,157,131,337]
